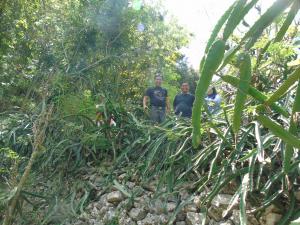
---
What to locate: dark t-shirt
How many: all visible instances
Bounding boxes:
[145,87,168,107]
[173,93,195,118]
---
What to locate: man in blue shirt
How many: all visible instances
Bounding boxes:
[173,83,195,118]
[143,75,170,123]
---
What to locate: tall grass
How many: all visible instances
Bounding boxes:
[190,0,300,223]
[1,0,300,224]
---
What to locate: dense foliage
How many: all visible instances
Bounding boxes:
[1,0,300,225]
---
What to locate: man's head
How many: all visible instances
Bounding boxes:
[207,86,217,96]
[181,83,189,94]
[154,74,163,87]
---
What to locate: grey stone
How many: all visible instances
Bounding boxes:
[131,174,139,182]
[129,208,147,221]
[102,207,116,222]
[142,182,157,192]
[117,199,133,211]
[176,210,187,221]
[168,195,178,202]
[98,193,108,205]
[126,181,136,189]
[104,201,114,207]
[137,213,160,225]
[176,222,187,225]
[118,173,127,181]
[208,206,223,222]
[119,215,137,225]
[149,199,165,214]
[134,196,150,212]
[261,213,282,225]
[264,204,281,214]
[208,221,218,225]
[217,221,234,225]
[107,191,124,204]
[167,202,177,212]
[209,220,235,225]
[184,203,198,213]
[118,209,126,221]
[193,196,201,208]
[90,207,100,218]
[186,212,206,225]
[259,204,282,225]
[180,190,190,200]
[132,186,145,197]
[159,214,169,224]
[78,212,89,221]
[221,181,238,195]
[211,194,233,207]
[229,209,239,225]
[248,215,260,225]
[232,210,261,225]
[94,176,104,184]
[99,206,109,217]
[93,221,105,225]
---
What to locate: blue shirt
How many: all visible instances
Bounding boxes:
[145,87,168,107]
[173,93,195,118]
[205,94,222,114]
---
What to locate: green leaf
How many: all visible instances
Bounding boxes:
[233,52,252,133]
[274,0,300,42]
[266,66,300,105]
[192,40,225,148]
[223,0,258,41]
[221,75,289,117]
[256,115,300,149]
[204,1,236,53]
[242,0,294,49]
[240,173,249,225]
[284,79,300,173]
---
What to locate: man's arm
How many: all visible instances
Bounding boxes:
[166,96,170,113]
[173,95,177,110]
[143,96,148,110]
[191,95,195,106]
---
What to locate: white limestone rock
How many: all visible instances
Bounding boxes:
[107,191,124,204]
[137,213,160,225]
[186,212,206,225]
[167,202,177,212]
[208,206,223,222]
[184,203,198,213]
[176,222,187,225]
[211,194,233,207]
[129,208,147,221]
[261,213,282,225]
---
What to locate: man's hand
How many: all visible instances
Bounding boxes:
[143,96,149,112]
[166,107,170,114]
[166,96,171,114]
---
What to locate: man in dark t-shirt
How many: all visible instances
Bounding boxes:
[143,75,170,123]
[173,83,195,118]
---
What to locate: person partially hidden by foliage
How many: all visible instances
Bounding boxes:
[173,82,195,118]
[96,95,106,126]
[95,95,117,127]
[205,86,222,114]
[96,107,105,126]
[143,74,170,123]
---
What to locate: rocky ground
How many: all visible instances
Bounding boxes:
[64,171,294,225]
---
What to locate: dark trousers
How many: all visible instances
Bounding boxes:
[150,106,166,123]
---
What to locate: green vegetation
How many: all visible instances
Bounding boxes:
[1,0,300,224]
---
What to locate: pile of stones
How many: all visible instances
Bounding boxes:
[66,172,290,225]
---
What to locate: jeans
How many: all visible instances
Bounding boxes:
[150,106,166,123]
